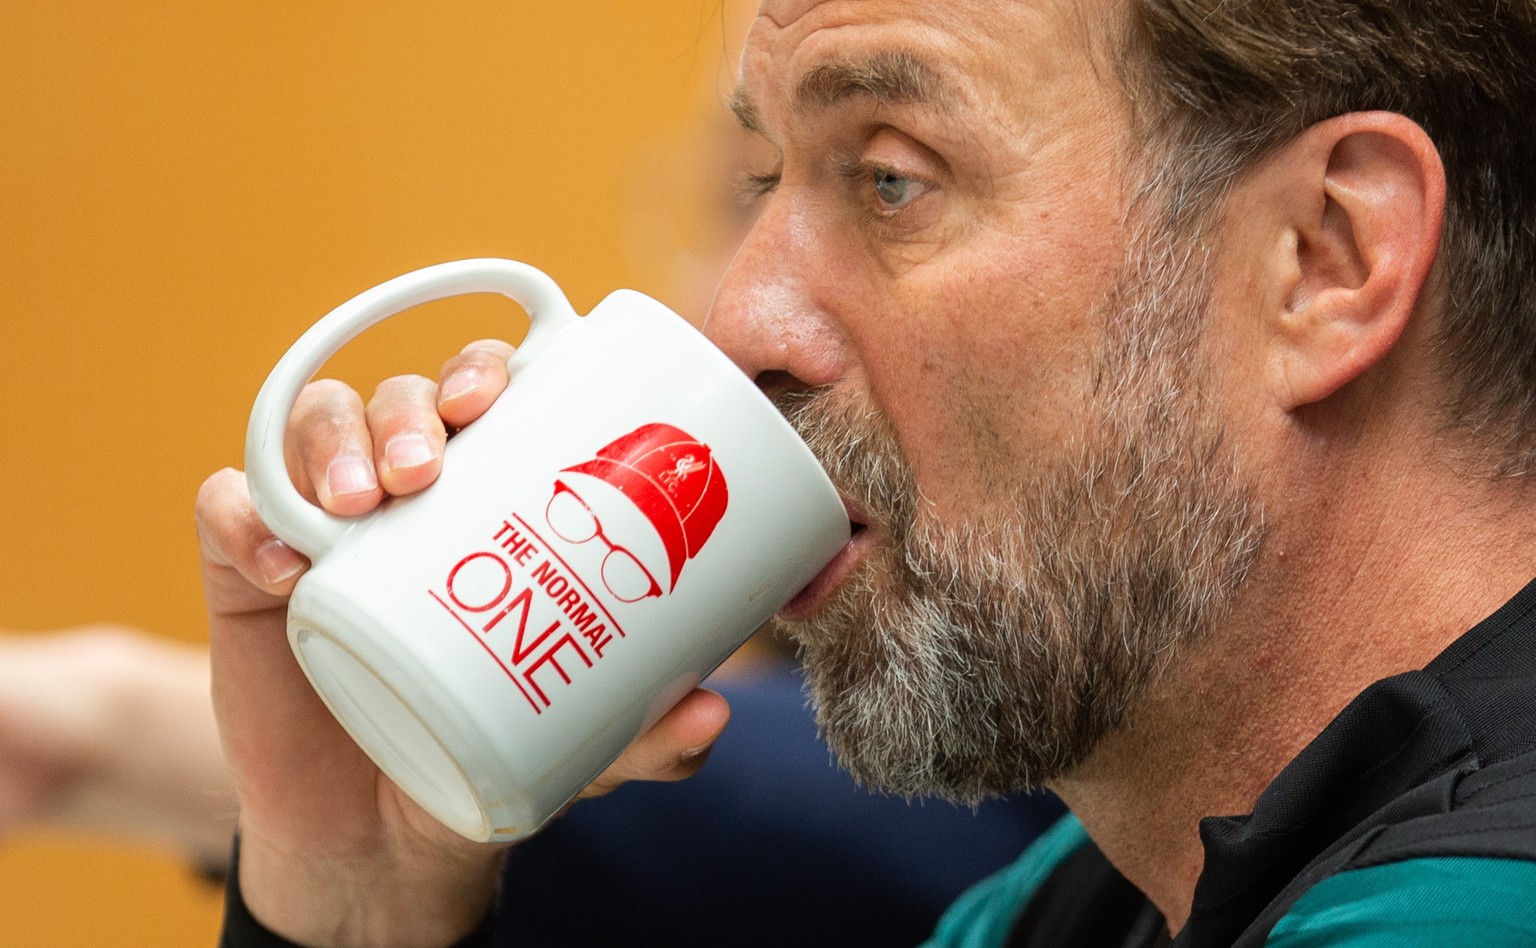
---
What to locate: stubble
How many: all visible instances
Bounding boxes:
[771,215,1266,803]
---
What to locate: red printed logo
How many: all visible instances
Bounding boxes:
[547,423,729,600]
[426,424,728,715]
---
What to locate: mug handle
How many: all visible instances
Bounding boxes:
[244,258,579,558]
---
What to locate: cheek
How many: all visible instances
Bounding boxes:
[850,240,1122,519]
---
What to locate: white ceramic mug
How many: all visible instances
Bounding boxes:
[245,258,848,842]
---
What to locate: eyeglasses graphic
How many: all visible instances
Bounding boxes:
[544,481,665,603]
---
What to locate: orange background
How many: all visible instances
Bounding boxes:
[0,3,741,944]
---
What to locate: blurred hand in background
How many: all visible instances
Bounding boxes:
[0,626,234,866]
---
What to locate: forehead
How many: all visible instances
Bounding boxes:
[738,0,1120,129]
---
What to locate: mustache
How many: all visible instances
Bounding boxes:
[770,386,920,542]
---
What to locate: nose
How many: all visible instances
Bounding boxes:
[703,196,846,395]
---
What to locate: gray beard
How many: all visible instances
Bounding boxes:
[769,224,1266,804]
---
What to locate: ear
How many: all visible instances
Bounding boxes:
[1261,112,1445,409]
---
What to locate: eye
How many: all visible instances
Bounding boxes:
[871,167,921,209]
[735,170,781,205]
[840,158,935,217]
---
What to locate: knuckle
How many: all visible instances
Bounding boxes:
[438,351,478,378]
[194,469,267,561]
[195,468,245,522]
[370,374,438,418]
[292,381,365,440]
[373,373,436,399]
[291,417,368,485]
[459,338,516,360]
[294,378,362,420]
[304,413,359,450]
[301,377,355,400]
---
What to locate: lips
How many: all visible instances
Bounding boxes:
[779,499,875,621]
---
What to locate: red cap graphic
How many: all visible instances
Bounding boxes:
[560,423,729,591]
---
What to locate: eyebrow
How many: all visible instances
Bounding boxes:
[729,49,954,134]
[728,86,765,134]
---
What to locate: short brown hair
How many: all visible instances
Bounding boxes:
[1123,0,1536,475]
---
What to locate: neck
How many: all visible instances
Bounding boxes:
[1048,451,1536,933]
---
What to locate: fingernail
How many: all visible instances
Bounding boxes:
[325,455,377,500]
[384,432,436,472]
[439,368,484,403]
[680,744,712,762]
[256,539,307,585]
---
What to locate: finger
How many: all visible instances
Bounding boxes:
[195,468,309,600]
[285,379,382,517]
[437,339,516,430]
[365,374,447,496]
[581,688,731,798]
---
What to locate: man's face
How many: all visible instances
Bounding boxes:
[706,0,1265,799]
[713,0,1133,522]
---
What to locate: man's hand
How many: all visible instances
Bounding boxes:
[197,340,730,948]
